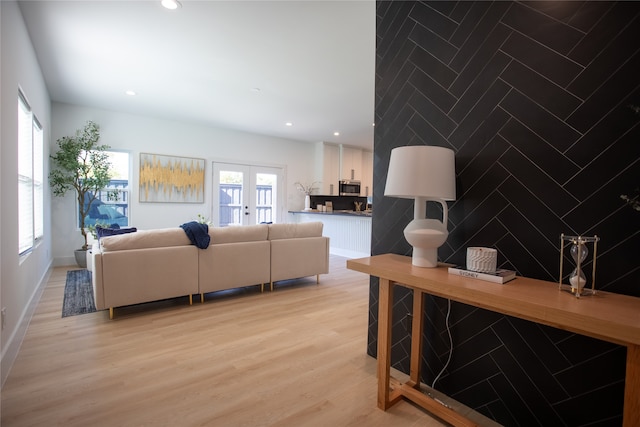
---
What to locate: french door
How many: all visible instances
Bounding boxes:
[212,162,284,227]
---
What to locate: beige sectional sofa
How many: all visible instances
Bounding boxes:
[91,222,329,318]
[198,224,271,297]
[268,222,328,292]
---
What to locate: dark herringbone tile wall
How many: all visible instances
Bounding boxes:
[370,2,640,426]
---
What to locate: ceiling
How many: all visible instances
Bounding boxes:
[18,0,375,149]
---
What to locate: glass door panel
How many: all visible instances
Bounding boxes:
[213,163,283,227]
[213,163,249,226]
[255,171,278,224]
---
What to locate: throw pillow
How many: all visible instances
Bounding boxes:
[96,226,137,242]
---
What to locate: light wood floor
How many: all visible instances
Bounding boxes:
[2,255,500,427]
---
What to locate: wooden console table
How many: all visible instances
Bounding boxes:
[347,254,640,427]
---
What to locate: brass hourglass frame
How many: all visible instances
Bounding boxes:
[558,234,599,298]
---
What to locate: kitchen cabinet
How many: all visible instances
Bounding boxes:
[361,150,373,198]
[316,143,373,197]
[340,146,363,181]
[320,143,340,195]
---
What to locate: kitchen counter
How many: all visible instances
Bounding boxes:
[289,211,371,258]
[288,210,372,217]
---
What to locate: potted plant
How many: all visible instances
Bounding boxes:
[620,104,639,212]
[295,181,319,211]
[49,121,117,267]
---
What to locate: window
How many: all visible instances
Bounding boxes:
[80,151,130,229]
[18,91,44,255]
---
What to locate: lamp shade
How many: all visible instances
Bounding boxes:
[384,145,456,200]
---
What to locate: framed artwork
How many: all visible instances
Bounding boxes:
[139,153,205,203]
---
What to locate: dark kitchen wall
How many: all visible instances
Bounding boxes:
[371,1,639,426]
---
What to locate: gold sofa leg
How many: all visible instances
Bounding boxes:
[201,293,204,303]
[261,283,264,293]
[109,307,114,320]
[189,294,193,305]
[270,281,274,292]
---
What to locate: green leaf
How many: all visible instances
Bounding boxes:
[49,121,114,250]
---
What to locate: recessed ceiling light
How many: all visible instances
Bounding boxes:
[333,131,340,136]
[285,122,293,127]
[125,90,136,96]
[161,0,181,10]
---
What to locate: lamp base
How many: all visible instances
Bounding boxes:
[411,247,438,267]
[404,218,448,268]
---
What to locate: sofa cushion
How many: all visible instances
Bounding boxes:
[268,222,323,240]
[96,226,137,242]
[100,228,191,252]
[209,224,269,244]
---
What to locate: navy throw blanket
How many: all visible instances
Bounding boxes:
[180,221,210,249]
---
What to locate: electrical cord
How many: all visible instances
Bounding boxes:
[431,298,453,389]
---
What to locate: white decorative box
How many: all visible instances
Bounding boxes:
[466,247,497,274]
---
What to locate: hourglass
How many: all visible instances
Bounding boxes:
[559,234,599,298]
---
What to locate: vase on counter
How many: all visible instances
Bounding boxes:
[304,194,312,211]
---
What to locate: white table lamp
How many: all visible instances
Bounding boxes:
[384,145,456,267]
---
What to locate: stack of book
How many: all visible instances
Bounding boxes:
[448,266,516,284]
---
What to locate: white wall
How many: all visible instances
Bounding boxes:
[1,1,53,386]
[1,2,322,385]
[51,103,319,265]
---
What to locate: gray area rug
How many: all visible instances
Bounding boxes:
[62,269,97,317]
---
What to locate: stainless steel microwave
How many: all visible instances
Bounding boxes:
[339,180,361,196]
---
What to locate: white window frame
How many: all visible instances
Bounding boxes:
[78,150,131,230]
[18,90,44,255]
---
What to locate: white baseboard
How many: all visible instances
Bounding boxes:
[1,266,52,388]
[329,247,369,259]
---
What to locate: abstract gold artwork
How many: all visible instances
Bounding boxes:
[139,153,205,203]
